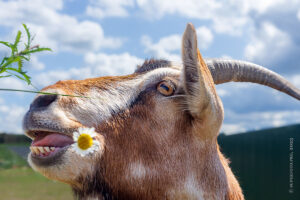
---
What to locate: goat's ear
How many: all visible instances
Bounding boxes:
[181,23,222,123]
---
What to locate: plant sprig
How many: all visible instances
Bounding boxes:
[0,24,51,85]
[0,24,90,99]
[0,88,90,98]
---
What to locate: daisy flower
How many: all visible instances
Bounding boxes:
[72,127,100,157]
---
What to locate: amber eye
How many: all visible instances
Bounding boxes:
[157,81,175,96]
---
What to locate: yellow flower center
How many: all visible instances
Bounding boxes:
[77,133,93,150]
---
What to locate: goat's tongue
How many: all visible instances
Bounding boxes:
[32,133,74,147]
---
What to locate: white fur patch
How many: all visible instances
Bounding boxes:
[129,162,147,179]
[184,175,204,199]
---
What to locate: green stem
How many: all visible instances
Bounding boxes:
[0,88,90,98]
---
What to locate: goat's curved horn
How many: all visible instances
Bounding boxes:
[205,59,300,100]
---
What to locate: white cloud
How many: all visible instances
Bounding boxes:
[86,0,134,18]
[244,22,292,64]
[230,0,287,15]
[220,55,233,59]
[216,88,229,97]
[0,0,123,53]
[297,10,300,21]
[136,0,248,36]
[141,35,181,61]
[34,69,83,88]
[84,52,143,76]
[0,42,10,55]
[33,52,143,87]
[28,55,45,71]
[196,26,213,49]
[143,0,289,18]
[289,74,300,88]
[212,16,250,36]
[222,109,300,134]
[88,0,220,20]
[141,26,213,61]
[221,124,246,135]
[86,0,300,36]
[87,0,246,35]
[0,77,31,90]
[0,103,26,134]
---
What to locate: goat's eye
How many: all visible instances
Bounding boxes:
[157,81,174,96]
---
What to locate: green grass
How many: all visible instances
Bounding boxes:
[0,144,73,199]
[0,143,28,169]
[0,168,73,200]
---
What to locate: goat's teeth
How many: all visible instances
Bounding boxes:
[35,147,40,154]
[31,147,34,154]
[38,146,45,153]
[31,146,57,155]
[31,147,38,154]
[44,147,50,152]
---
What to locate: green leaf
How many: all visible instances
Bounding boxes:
[0,41,13,48]
[23,24,31,49]
[1,56,20,69]
[19,72,31,85]
[0,56,9,67]
[0,75,11,78]
[26,47,52,54]
[18,59,23,71]
[12,31,22,54]
[19,55,29,61]
[6,66,22,73]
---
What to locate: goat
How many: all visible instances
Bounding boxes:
[23,23,300,200]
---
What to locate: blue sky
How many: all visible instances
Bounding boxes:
[0,0,300,134]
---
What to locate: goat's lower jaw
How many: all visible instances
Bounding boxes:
[29,146,69,166]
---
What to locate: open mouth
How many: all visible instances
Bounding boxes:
[29,131,74,164]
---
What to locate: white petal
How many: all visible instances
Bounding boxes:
[90,132,97,137]
[83,127,96,137]
[87,128,94,135]
[73,135,78,141]
[78,127,84,133]
[88,127,93,131]
[73,132,80,141]
[93,140,100,147]
[78,148,90,156]
[70,143,77,151]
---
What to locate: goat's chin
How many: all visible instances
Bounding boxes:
[28,148,99,185]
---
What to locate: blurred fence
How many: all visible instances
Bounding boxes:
[0,133,31,144]
[218,124,299,200]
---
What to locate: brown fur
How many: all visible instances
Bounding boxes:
[43,75,138,95]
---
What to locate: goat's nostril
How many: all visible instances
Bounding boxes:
[30,94,58,109]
